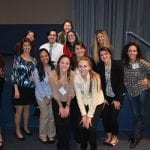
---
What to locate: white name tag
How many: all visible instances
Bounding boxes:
[59,87,67,95]
[132,63,139,69]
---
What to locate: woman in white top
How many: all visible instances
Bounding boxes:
[74,56,105,150]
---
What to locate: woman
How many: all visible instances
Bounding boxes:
[74,56,105,150]
[58,20,79,44]
[96,47,125,146]
[63,31,79,58]
[33,49,56,143]
[93,30,112,64]
[0,54,5,148]
[12,38,36,140]
[15,30,36,57]
[121,42,150,148]
[71,41,96,72]
[49,55,75,150]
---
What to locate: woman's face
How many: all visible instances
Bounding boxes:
[78,60,91,77]
[96,33,104,45]
[127,45,138,62]
[26,32,35,42]
[40,51,49,65]
[99,50,111,64]
[59,57,70,73]
[67,32,76,44]
[22,42,32,53]
[63,22,72,33]
[74,45,86,58]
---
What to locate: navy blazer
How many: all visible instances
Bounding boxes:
[96,60,126,103]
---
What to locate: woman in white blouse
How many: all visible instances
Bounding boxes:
[74,56,104,150]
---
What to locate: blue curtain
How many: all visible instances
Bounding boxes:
[72,0,145,59]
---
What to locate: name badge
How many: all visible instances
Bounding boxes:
[59,87,67,95]
[132,63,139,69]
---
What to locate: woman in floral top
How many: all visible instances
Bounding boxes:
[12,38,36,140]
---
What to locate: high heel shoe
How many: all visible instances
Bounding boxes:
[103,138,111,145]
[109,139,119,147]
[15,133,25,141]
[23,129,32,136]
[0,141,3,148]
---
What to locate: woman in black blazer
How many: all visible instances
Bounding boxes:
[96,47,125,147]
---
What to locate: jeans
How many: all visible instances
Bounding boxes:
[127,90,148,138]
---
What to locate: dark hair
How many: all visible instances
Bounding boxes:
[62,19,73,31]
[47,28,58,38]
[56,55,71,82]
[15,31,35,56]
[71,41,87,70]
[37,49,55,82]
[99,47,112,61]
[121,42,143,66]
[66,31,79,53]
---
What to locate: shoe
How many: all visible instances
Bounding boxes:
[47,137,55,144]
[109,138,119,147]
[15,133,25,141]
[103,138,111,145]
[39,138,48,144]
[23,129,32,136]
[129,138,141,148]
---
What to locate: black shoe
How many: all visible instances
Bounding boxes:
[39,138,48,144]
[47,137,55,144]
[15,133,25,141]
[23,129,33,136]
[129,138,140,148]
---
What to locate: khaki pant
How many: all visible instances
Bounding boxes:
[37,100,56,141]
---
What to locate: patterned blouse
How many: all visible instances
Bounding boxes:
[11,56,36,88]
[124,59,150,96]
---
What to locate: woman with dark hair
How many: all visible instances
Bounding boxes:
[49,55,75,150]
[74,56,105,150]
[15,30,36,57]
[12,38,36,140]
[58,20,73,44]
[0,54,5,148]
[96,47,125,147]
[33,49,56,144]
[63,31,79,58]
[121,42,150,148]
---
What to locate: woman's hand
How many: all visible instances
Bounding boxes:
[138,78,149,86]
[59,107,66,118]
[64,105,70,117]
[80,115,87,128]
[112,101,121,110]
[14,88,20,99]
[85,116,92,129]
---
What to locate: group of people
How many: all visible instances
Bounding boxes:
[0,19,149,150]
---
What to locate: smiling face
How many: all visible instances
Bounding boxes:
[22,41,32,53]
[67,32,76,44]
[127,45,138,62]
[39,50,50,65]
[48,31,57,44]
[78,60,91,78]
[63,22,72,33]
[96,33,104,46]
[26,32,35,42]
[59,57,70,73]
[99,50,111,64]
[74,45,86,58]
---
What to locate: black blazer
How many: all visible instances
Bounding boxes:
[96,60,126,103]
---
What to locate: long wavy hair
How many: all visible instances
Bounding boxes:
[56,55,71,83]
[59,20,73,44]
[36,49,55,82]
[121,42,143,66]
[93,30,112,63]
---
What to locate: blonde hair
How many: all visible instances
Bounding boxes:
[93,30,112,63]
[78,56,101,94]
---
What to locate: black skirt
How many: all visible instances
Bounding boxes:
[12,86,36,105]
